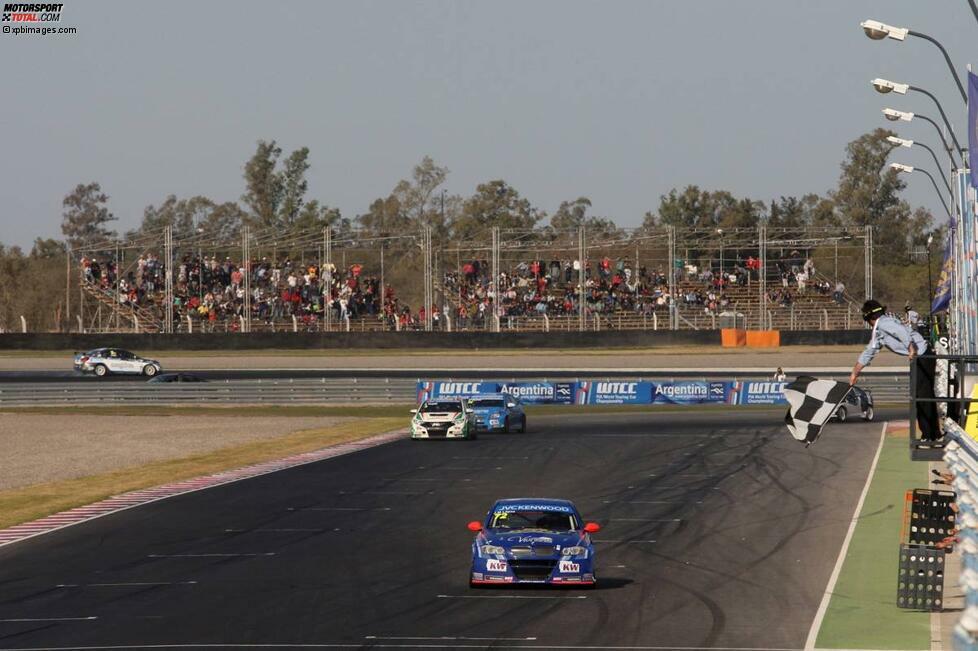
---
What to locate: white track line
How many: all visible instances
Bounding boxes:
[0,616,97,623]
[56,582,197,587]
[436,594,587,600]
[366,637,538,641]
[224,528,325,533]
[803,421,888,651]
[147,553,274,558]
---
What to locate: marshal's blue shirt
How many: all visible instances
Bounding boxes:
[858,314,928,366]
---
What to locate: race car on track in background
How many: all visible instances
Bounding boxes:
[410,398,476,440]
[467,498,600,587]
[73,348,162,378]
[832,385,875,422]
[467,393,526,433]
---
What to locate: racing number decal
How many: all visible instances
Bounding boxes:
[486,559,508,572]
[558,560,580,573]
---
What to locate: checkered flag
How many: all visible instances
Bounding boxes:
[784,376,852,446]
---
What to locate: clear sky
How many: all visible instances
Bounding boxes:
[0,0,974,248]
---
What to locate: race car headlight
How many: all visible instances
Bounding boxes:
[562,546,586,557]
[480,545,506,556]
[453,413,465,423]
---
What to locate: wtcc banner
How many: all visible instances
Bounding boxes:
[730,381,789,405]
[650,381,732,405]
[417,381,574,404]
[417,379,782,406]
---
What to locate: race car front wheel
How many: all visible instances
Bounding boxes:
[836,406,848,422]
[143,364,158,377]
[93,364,108,377]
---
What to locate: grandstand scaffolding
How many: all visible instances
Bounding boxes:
[64,224,870,334]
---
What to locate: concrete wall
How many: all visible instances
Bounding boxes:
[0,329,865,351]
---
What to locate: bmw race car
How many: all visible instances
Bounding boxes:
[410,399,476,440]
[73,348,162,378]
[467,498,600,587]
[467,393,526,433]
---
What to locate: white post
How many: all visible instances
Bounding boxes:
[822,308,828,331]
[395,315,401,332]
[239,315,246,332]
[133,315,139,333]
[653,312,658,331]
[20,315,27,333]
[292,315,298,333]
[187,315,193,333]
[710,313,716,330]
[543,313,550,333]
[493,314,501,332]
[444,313,452,333]
[76,314,83,333]
[344,314,351,332]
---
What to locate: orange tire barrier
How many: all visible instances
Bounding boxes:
[721,328,747,347]
[745,330,781,348]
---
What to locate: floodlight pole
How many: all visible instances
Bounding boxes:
[909,85,965,154]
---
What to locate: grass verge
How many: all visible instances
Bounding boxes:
[0,416,402,531]
[813,425,930,650]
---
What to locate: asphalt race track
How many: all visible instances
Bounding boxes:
[0,409,892,650]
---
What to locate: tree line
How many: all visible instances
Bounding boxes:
[0,128,940,331]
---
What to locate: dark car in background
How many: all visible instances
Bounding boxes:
[833,385,874,422]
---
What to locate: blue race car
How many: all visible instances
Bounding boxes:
[467,393,526,433]
[467,498,600,587]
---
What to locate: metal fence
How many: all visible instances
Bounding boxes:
[0,374,908,406]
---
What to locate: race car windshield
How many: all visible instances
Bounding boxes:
[469,399,505,408]
[420,401,462,413]
[489,509,578,532]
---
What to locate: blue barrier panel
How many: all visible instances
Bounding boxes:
[649,381,734,405]
[497,381,575,405]
[417,380,768,406]
[731,381,789,405]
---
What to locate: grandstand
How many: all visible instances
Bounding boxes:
[66,225,870,334]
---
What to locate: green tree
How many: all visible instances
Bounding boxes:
[832,128,906,226]
[357,157,452,238]
[241,140,284,229]
[279,147,310,227]
[61,182,116,249]
[295,200,351,236]
[451,180,543,241]
[644,186,742,229]
[30,238,66,258]
[549,197,619,237]
[129,195,217,241]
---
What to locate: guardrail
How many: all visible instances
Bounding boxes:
[941,421,978,650]
[0,375,909,406]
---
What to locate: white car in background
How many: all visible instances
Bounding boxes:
[73,348,162,378]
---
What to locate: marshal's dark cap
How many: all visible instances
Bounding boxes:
[862,299,885,322]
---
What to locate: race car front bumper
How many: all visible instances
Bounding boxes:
[470,556,595,585]
[411,421,470,439]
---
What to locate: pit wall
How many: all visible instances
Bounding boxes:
[0,329,867,351]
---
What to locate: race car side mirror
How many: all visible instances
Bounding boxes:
[467,521,483,532]
[583,522,601,533]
